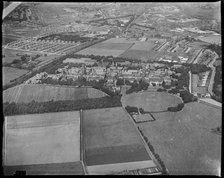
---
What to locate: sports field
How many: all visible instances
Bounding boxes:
[139,102,221,175]
[83,107,155,174]
[3,67,29,86]
[4,111,81,166]
[121,91,182,112]
[3,84,107,103]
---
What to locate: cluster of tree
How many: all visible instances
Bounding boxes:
[125,105,144,114]
[137,127,168,175]
[116,78,132,86]
[4,6,28,22]
[3,96,122,116]
[179,90,197,103]
[168,88,179,94]
[161,81,171,89]
[167,103,185,112]
[206,44,221,56]
[212,65,222,103]
[188,64,211,74]
[37,33,96,43]
[211,126,221,135]
[126,79,149,94]
[184,36,196,42]
[66,53,141,64]
[170,75,188,90]
[157,88,167,92]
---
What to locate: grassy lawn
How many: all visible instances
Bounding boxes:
[121,91,182,112]
[139,102,221,175]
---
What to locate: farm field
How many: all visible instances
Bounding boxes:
[121,91,182,112]
[87,160,156,175]
[139,102,221,175]
[101,37,136,43]
[4,111,81,166]
[77,37,164,60]
[4,162,84,175]
[76,48,126,57]
[118,48,164,61]
[90,42,134,50]
[83,107,155,174]
[3,67,29,86]
[130,41,156,51]
[3,84,107,103]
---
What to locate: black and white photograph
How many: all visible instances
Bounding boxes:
[2,1,222,175]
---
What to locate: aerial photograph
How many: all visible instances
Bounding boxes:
[2,1,222,176]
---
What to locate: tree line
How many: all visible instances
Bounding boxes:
[137,127,168,175]
[3,96,122,116]
[126,79,149,94]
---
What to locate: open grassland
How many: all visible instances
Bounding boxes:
[4,111,80,166]
[3,84,107,103]
[3,67,29,86]
[89,42,134,50]
[76,48,126,57]
[4,161,84,175]
[83,107,152,170]
[139,102,221,175]
[121,92,182,112]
